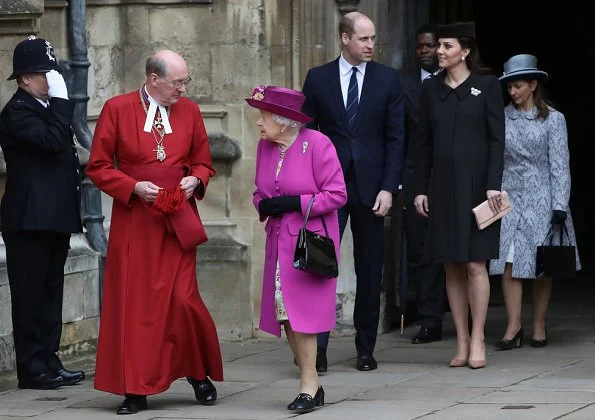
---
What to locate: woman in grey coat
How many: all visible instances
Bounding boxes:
[490,54,580,350]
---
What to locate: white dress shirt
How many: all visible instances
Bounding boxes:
[339,53,366,107]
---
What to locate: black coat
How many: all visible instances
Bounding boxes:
[302,59,405,207]
[415,71,505,263]
[0,88,82,233]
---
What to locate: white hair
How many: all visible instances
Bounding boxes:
[271,114,305,135]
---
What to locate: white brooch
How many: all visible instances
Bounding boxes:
[302,141,308,154]
[470,87,481,96]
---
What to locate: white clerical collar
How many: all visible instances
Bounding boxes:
[142,85,172,134]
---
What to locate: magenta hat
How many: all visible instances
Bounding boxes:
[245,85,312,123]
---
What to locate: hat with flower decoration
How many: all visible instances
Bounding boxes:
[245,85,312,123]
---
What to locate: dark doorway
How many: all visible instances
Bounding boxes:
[429,0,595,277]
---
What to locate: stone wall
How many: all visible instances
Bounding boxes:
[0,0,412,374]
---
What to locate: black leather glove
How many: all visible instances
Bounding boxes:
[259,196,301,217]
[551,210,567,225]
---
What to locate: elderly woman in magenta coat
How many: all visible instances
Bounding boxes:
[247,85,346,413]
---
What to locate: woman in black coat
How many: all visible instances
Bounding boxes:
[414,22,505,369]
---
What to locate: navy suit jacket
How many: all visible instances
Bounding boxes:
[302,58,405,207]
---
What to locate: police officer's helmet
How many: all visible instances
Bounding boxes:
[7,35,61,81]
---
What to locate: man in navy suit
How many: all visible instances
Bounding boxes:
[302,11,405,372]
[399,23,446,345]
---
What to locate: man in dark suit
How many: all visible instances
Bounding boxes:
[0,36,85,389]
[399,23,446,344]
[302,11,405,372]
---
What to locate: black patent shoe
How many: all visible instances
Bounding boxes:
[18,372,63,390]
[287,386,325,411]
[55,368,85,385]
[116,395,147,415]
[187,377,217,405]
[531,328,548,348]
[495,327,524,351]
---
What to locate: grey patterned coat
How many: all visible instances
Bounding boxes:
[489,104,581,278]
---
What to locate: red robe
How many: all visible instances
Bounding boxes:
[86,90,223,396]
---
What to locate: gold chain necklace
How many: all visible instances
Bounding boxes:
[139,88,171,161]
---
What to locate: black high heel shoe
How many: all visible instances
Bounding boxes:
[287,386,325,411]
[495,327,524,350]
[531,328,548,348]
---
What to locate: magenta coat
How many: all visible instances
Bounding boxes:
[253,128,347,336]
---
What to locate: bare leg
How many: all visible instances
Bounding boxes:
[284,321,299,366]
[284,322,319,396]
[444,262,470,365]
[501,263,523,339]
[531,277,552,340]
[467,261,490,367]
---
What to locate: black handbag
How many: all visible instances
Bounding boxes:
[293,196,339,278]
[535,222,577,278]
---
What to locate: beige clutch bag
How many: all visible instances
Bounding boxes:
[472,191,512,230]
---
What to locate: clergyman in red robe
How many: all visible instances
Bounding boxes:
[86,49,223,415]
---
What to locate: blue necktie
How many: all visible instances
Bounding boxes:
[346,67,359,127]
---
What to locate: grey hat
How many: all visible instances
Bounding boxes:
[499,54,548,83]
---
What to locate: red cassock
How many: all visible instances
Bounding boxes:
[86,90,223,396]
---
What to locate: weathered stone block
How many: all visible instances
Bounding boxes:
[229,158,257,218]
[0,284,12,336]
[0,334,15,373]
[59,317,99,355]
[62,274,85,324]
[146,1,261,46]
[242,106,262,160]
[83,271,100,318]
[211,44,271,104]
[87,6,122,47]
[197,236,250,341]
[123,5,149,45]
[87,45,125,115]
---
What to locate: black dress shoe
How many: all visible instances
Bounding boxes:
[411,326,442,344]
[18,372,63,390]
[55,368,85,385]
[116,395,147,415]
[287,386,325,411]
[187,377,217,405]
[356,353,377,371]
[316,347,327,373]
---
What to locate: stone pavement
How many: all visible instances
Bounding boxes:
[1,296,595,419]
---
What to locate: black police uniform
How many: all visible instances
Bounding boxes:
[0,36,83,389]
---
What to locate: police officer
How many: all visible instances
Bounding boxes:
[0,36,84,390]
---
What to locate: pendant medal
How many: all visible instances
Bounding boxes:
[155,144,166,161]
